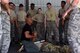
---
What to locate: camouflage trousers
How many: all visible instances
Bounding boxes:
[59,19,64,45]
[0,9,11,53]
[59,19,69,45]
[36,22,45,41]
[18,21,25,40]
[68,7,80,53]
[11,23,17,42]
[0,33,11,53]
[46,21,59,43]
[64,20,69,44]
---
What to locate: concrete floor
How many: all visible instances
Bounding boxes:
[8,42,24,53]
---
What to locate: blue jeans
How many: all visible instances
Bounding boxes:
[22,40,39,52]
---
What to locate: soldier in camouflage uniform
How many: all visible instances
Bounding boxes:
[17,4,26,40]
[58,1,66,45]
[45,3,59,43]
[27,3,37,31]
[9,2,17,43]
[33,8,45,41]
[0,0,11,53]
[63,0,80,53]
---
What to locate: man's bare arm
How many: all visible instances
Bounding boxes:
[25,31,35,39]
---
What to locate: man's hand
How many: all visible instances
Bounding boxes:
[33,32,37,37]
[62,12,68,26]
[56,22,59,28]
[55,17,59,28]
[62,12,68,20]
[32,32,37,41]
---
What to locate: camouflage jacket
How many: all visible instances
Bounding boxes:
[0,9,10,49]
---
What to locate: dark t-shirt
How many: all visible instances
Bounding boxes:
[21,23,33,41]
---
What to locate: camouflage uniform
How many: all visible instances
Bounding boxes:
[58,8,66,45]
[9,9,16,42]
[33,14,45,40]
[68,2,80,53]
[45,7,59,43]
[64,3,71,45]
[0,9,11,53]
[17,10,26,40]
[27,9,37,17]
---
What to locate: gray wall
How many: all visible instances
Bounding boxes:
[10,0,66,13]
[10,0,26,12]
[29,0,66,13]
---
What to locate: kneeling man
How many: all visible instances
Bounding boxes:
[21,14,39,52]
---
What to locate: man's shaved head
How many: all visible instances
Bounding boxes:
[1,0,9,3]
[1,0,9,5]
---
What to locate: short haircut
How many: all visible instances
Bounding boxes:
[9,2,14,5]
[31,3,35,6]
[47,2,52,5]
[13,3,15,6]
[38,8,42,10]
[19,4,24,7]
[61,1,66,4]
